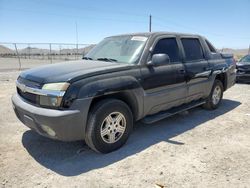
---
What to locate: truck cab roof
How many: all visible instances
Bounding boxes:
[108,32,203,38]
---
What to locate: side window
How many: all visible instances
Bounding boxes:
[181,38,204,61]
[153,38,180,62]
[205,40,217,53]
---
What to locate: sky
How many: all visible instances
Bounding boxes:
[0,0,249,49]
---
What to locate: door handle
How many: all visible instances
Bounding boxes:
[203,67,212,71]
[179,69,186,74]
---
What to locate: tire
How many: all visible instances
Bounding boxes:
[203,79,224,110]
[85,99,133,153]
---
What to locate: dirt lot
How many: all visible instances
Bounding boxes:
[0,57,79,71]
[0,71,250,188]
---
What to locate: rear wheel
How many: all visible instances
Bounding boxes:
[85,99,133,153]
[203,79,224,110]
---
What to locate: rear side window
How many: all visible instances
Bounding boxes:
[181,38,204,61]
[205,40,217,53]
[153,38,180,62]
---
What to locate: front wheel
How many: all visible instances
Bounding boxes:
[85,99,133,153]
[203,79,224,110]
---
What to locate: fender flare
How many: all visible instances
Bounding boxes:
[78,76,144,120]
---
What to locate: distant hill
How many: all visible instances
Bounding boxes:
[0,45,14,54]
[0,44,95,55]
[219,48,249,60]
[220,48,249,56]
[79,44,96,55]
[60,44,95,55]
[19,47,56,54]
[0,43,248,58]
[16,45,95,55]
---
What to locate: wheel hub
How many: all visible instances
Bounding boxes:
[100,112,126,144]
[212,85,222,105]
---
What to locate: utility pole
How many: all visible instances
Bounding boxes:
[75,21,79,59]
[248,44,250,54]
[149,14,152,32]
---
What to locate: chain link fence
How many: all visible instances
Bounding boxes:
[1,42,248,71]
[0,43,95,71]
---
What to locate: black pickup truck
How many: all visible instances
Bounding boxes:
[12,32,236,153]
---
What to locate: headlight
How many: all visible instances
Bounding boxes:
[40,82,70,107]
[42,82,70,91]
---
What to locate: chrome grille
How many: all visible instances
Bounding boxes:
[16,77,40,105]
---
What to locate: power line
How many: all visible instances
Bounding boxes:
[1,8,148,25]
[0,42,91,45]
[153,16,250,39]
[2,6,249,41]
[31,0,149,18]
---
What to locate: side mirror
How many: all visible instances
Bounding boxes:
[148,54,170,66]
[220,53,233,59]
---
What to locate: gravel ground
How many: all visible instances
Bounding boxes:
[0,71,250,188]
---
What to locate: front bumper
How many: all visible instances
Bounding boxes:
[12,94,91,141]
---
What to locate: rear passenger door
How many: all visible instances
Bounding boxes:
[180,37,210,102]
[141,36,187,115]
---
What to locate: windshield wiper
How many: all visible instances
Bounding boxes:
[96,57,118,62]
[82,56,93,60]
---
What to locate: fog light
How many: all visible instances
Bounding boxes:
[41,125,56,137]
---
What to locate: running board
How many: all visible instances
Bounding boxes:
[142,100,206,124]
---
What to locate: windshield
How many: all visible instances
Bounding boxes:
[239,55,250,63]
[85,35,148,64]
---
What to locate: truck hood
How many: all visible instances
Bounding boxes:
[20,60,133,84]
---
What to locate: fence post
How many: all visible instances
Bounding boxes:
[76,43,79,59]
[14,43,21,70]
[59,45,61,60]
[49,43,52,63]
[28,43,31,59]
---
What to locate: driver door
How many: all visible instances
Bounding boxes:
[140,36,187,115]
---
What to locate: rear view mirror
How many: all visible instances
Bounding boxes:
[148,54,170,67]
